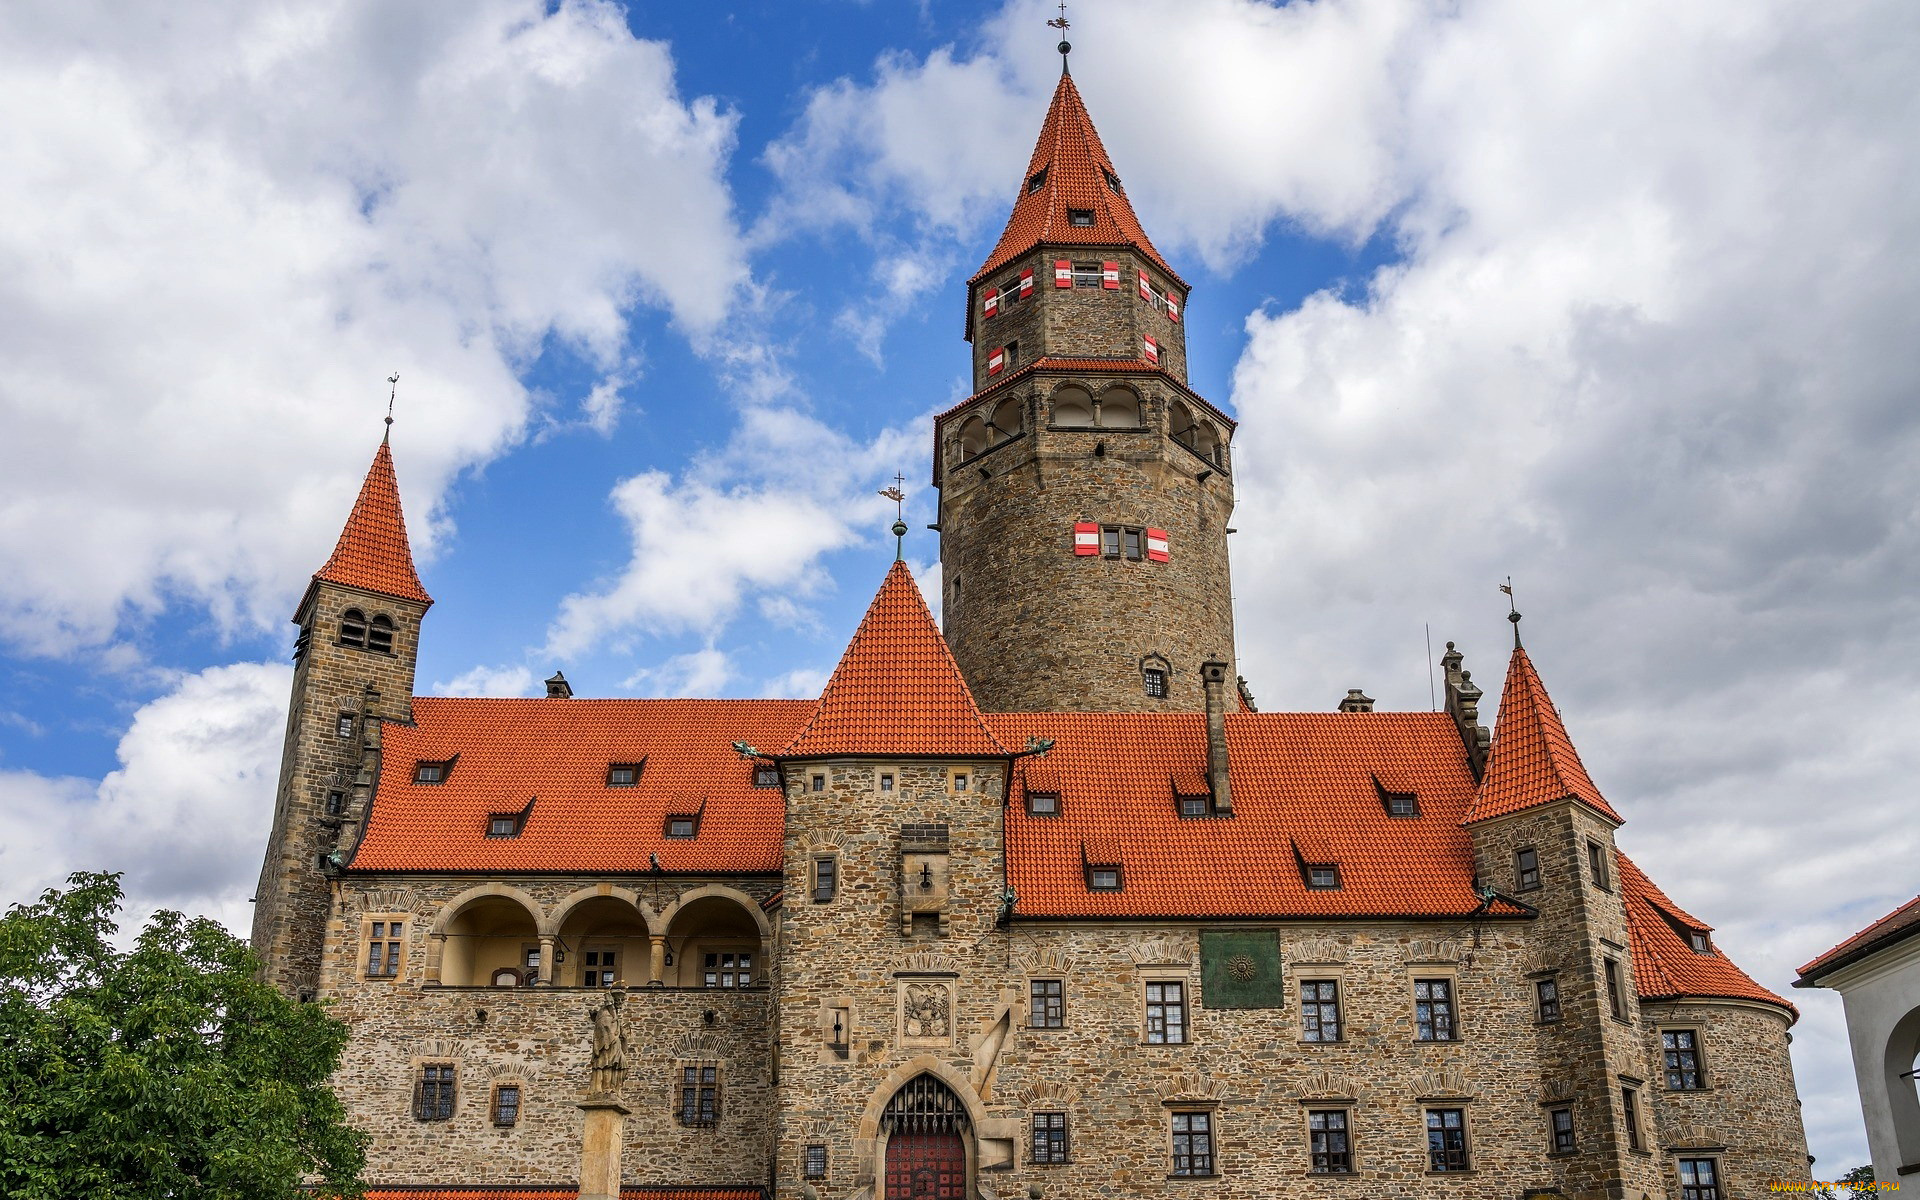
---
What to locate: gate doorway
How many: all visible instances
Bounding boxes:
[881,1074,968,1200]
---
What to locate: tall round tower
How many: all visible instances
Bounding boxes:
[935,66,1236,713]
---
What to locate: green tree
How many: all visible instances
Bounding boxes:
[1841,1164,1876,1189]
[0,872,366,1199]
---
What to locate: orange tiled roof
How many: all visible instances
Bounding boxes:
[993,710,1524,919]
[972,72,1182,288]
[348,698,811,873]
[307,439,432,609]
[358,1189,762,1200]
[1619,852,1794,1017]
[1465,646,1623,825]
[1797,892,1920,984]
[780,561,1007,759]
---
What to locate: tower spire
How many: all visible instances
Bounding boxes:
[1048,2,1071,74]
[303,430,433,613]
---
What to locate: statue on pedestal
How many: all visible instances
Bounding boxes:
[586,992,627,1096]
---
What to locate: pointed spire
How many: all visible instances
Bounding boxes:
[308,439,432,609]
[780,561,1007,759]
[1465,646,1621,824]
[972,71,1182,287]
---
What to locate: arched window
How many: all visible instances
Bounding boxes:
[1100,388,1142,428]
[367,614,395,655]
[1168,401,1197,448]
[338,609,368,649]
[959,416,989,459]
[1194,422,1221,463]
[491,967,523,988]
[1052,386,1094,427]
[988,398,1022,441]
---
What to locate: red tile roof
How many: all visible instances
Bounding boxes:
[1619,852,1794,1017]
[1796,892,1920,985]
[1466,646,1623,825]
[349,697,811,873]
[307,439,432,610]
[357,1189,762,1200]
[778,561,1008,759]
[973,72,1181,288]
[994,710,1522,919]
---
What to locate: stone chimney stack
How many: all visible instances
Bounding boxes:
[1440,642,1490,777]
[545,671,573,699]
[1201,658,1233,815]
[1338,689,1375,713]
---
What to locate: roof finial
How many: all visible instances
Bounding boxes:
[1048,2,1071,74]
[880,474,908,561]
[1500,577,1523,648]
[384,372,399,443]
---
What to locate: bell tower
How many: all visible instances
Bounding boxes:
[935,58,1236,713]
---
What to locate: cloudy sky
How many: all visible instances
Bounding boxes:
[1,0,1913,1171]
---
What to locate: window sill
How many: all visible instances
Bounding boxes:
[1298,1038,1346,1046]
[1425,1169,1479,1178]
[1166,1173,1219,1182]
[1026,1025,1070,1034]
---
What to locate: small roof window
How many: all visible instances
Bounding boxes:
[1027,168,1048,194]
[414,758,454,785]
[1374,775,1420,818]
[606,761,643,787]
[1027,791,1060,816]
[1082,840,1124,891]
[663,801,704,839]
[752,764,780,788]
[1100,166,1124,194]
[1067,208,1095,227]
[1293,836,1341,889]
[485,797,534,838]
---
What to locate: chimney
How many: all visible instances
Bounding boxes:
[1200,659,1233,815]
[545,671,573,699]
[1338,689,1375,713]
[1440,642,1490,777]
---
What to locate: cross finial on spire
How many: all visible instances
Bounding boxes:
[384,372,399,443]
[1499,577,1523,647]
[1048,2,1071,73]
[879,475,908,561]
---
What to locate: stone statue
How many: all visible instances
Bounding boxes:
[587,992,627,1094]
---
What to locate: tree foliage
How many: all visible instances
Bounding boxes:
[0,872,366,1199]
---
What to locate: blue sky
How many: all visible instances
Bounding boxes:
[2,0,1916,1172]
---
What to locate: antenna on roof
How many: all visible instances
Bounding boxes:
[384,372,399,443]
[880,473,908,561]
[1048,2,1071,74]
[1500,577,1523,648]
[1426,623,1436,711]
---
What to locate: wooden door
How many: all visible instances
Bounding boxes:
[883,1130,965,1199]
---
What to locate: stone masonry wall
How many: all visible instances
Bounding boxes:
[970,249,1189,388]
[251,581,423,997]
[1643,1000,1810,1194]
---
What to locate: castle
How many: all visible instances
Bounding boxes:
[251,57,1811,1200]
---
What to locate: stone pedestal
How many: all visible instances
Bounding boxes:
[576,1093,631,1200]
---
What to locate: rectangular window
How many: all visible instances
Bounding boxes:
[1176,793,1209,818]
[365,921,402,978]
[1663,1029,1705,1090]
[1143,668,1167,698]
[1027,790,1059,815]
[1382,788,1419,817]
[413,760,447,785]
[336,712,355,738]
[491,1084,521,1127]
[326,789,345,816]
[665,816,698,838]
[1123,528,1142,560]
[522,945,541,974]
[1415,978,1457,1041]
[1145,981,1187,1044]
[1605,958,1627,1019]
[1549,1106,1575,1154]
[488,814,519,837]
[1516,847,1541,890]
[1102,525,1121,556]
[606,762,640,786]
[679,1064,720,1127]
[414,1064,455,1121]
[753,764,780,787]
[583,948,618,988]
[1306,864,1341,889]
[704,950,753,988]
[1170,1111,1213,1176]
[1536,977,1561,1022]
[1425,1108,1470,1172]
[805,1143,828,1178]
[1588,840,1612,890]
[812,856,837,903]
[1690,931,1712,954]
[1030,979,1064,1029]
[1032,1111,1069,1164]
[1003,340,1019,369]
[1067,207,1094,227]
[1679,1157,1722,1199]
[1622,1087,1644,1151]
[952,770,970,792]
[1027,168,1047,194]
[1088,867,1121,891]
[878,771,896,793]
[810,772,826,792]
[1308,1109,1352,1173]
[1301,980,1342,1042]
[1072,260,1102,287]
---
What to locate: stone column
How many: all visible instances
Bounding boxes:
[648,936,667,985]
[537,936,556,985]
[575,1094,630,1200]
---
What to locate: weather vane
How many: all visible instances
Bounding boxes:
[1499,577,1523,646]
[1049,1,1071,68]
[880,474,909,560]
[384,372,400,440]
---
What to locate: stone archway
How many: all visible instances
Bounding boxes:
[880,1074,968,1200]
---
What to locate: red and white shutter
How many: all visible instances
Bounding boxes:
[1054,259,1072,288]
[1020,267,1035,297]
[1073,522,1101,555]
[982,288,998,319]
[988,346,1006,375]
[1102,261,1120,289]
[1145,528,1170,562]
[1138,269,1152,300]
[1165,292,1181,323]
[1143,334,1159,365]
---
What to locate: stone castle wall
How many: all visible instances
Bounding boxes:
[970,249,1190,386]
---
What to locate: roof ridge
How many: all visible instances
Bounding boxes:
[307,440,432,609]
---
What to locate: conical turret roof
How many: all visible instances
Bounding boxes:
[307,439,432,609]
[780,561,1007,759]
[973,71,1181,287]
[1465,646,1621,824]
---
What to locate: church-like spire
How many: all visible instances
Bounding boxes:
[307,438,432,609]
[972,71,1182,287]
[780,561,1006,759]
[1465,646,1622,825]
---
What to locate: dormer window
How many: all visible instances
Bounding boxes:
[1306,864,1341,889]
[1088,867,1122,891]
[338,609,368,648]
[1176,793,1209,818]
[606,762,642,787]
[414,759,451,785]
[366,614,395,655]
[1375,776,1420,818]
[1689,931,1712,954]
[1293,837,1340,889]
[1067,208,1094,227]
[1028,167,1048,194]
[1083,841,1124,891]
[665,816,699,839]
[487,813,521,837]
[1028,791,1060,816]
[753,765,780,788]
[1100,166,1123,194]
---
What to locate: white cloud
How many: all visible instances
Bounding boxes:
[0,0,747,654]
[0,662,291,937]
[431,664,540,698]
[761,666,831,699]
[622,647,733,698]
